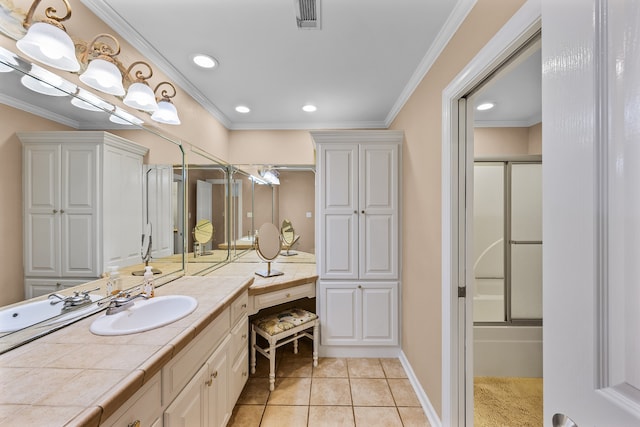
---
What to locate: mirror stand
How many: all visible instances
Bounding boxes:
[255,223,284,277]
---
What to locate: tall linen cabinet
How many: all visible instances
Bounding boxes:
[19,131,149,298]
[312,130,402,357]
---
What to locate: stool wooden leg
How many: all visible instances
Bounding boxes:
[313,321,319,367]
[269,340,276,391]
[293,333,299,354]
[250,325,257,375]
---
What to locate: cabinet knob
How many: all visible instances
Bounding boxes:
[212,370,218,379]
[53,209,58,214]
[205,378,213,386]
[242,333,247,339]
[128,421,141,427]
[361,210,365,214]
[60,209,65,214]
[242,371,248,377]
[241,303,247,309]
[286,293,291,298]
[353,210,357,214]
[358,285,362,289]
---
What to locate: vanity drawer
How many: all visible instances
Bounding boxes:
[253,282,316,311]
[231,291,248,324]
[162,307,230,403]
[230,316,249,361]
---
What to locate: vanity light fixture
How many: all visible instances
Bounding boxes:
[259,168,280,185]
[192,54,217,69]
[151,82,181,125]
[0,47,18,72]
[302,104,317,112]
[71,87,112,112]
[235,105,250,113]
[16,0,80,72]
[109,106,144,125]
[78,34,126,96]
[123,61,158,112]
[21,63,71,96]
[477,102,495,111]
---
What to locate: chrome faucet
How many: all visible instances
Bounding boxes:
[103,290,149,315]
[48,287,100,311]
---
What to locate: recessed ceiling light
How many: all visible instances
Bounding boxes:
[192,54,218,69]
[235,105,250,113]
[302,104,317,112]
[477,102,495,111]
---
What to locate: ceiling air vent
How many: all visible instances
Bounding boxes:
[295,0,321,29]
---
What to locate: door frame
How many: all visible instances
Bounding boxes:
[441,1,541,425]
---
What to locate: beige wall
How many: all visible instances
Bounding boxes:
[229,130,315,165]
[277,170,315,254]
[389,0,526,416]
[474,123,541,157]
[0,104,71,306]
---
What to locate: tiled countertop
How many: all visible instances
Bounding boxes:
[0,258,317,426]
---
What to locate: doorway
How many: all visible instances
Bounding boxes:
[440,2,541,425]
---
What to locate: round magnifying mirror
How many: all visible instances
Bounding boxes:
[194,219,214,244]
[255,222,283,277]
[281,219,295,245]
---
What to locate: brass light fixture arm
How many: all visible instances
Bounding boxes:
[80,33,121,63]
[125,60,154,84]
[154,81,177,100]
[23,0,73,30]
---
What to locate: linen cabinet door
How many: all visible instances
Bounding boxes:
[359,144,399,280]
[318,144,359,279]
[361,282,398,345]
[206,337,230,427]
[320,282,360,345]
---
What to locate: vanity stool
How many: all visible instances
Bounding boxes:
[251,308,319,391]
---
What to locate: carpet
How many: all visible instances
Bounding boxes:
[474,376,543,427]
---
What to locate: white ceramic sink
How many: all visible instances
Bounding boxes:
[0,295,102,333]
[90,295,198,336]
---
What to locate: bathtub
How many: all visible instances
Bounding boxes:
[473,325,542,377]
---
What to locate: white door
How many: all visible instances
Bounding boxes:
[544,0,640,425]
[196,179,213,251]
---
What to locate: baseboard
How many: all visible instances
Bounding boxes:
[319,345,401,358]
[399,350,442,427]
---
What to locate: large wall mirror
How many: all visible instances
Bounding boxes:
[232,165,316,265]
[0,46,187,353]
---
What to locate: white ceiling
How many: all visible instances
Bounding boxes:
[81,0,477,130]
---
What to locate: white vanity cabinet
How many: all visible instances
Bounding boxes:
[19,131,148,299]
[312,130,402,352]
[163,290,248,427]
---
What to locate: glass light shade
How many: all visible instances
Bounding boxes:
[16,22,80,72]
[151,100,181,125]
[71,88,112,112]
[110,107,144,125]
[0,48,18,73]
[123,82,158,112]
[21,64,70,97]
[79,58,125,96]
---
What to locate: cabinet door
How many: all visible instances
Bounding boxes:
[104,145,144,269]
[206,338,230,427]
[23,144,61,277]
[361,282,398,345]
[164,363,207,427]
[359,144,399,279]
[318,144,359,279]
[61,144,98,277]
[320,282,360,345]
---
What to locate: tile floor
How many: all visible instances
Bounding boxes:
[228,338,431,427]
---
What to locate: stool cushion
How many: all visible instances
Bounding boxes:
[254,308,318,336]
